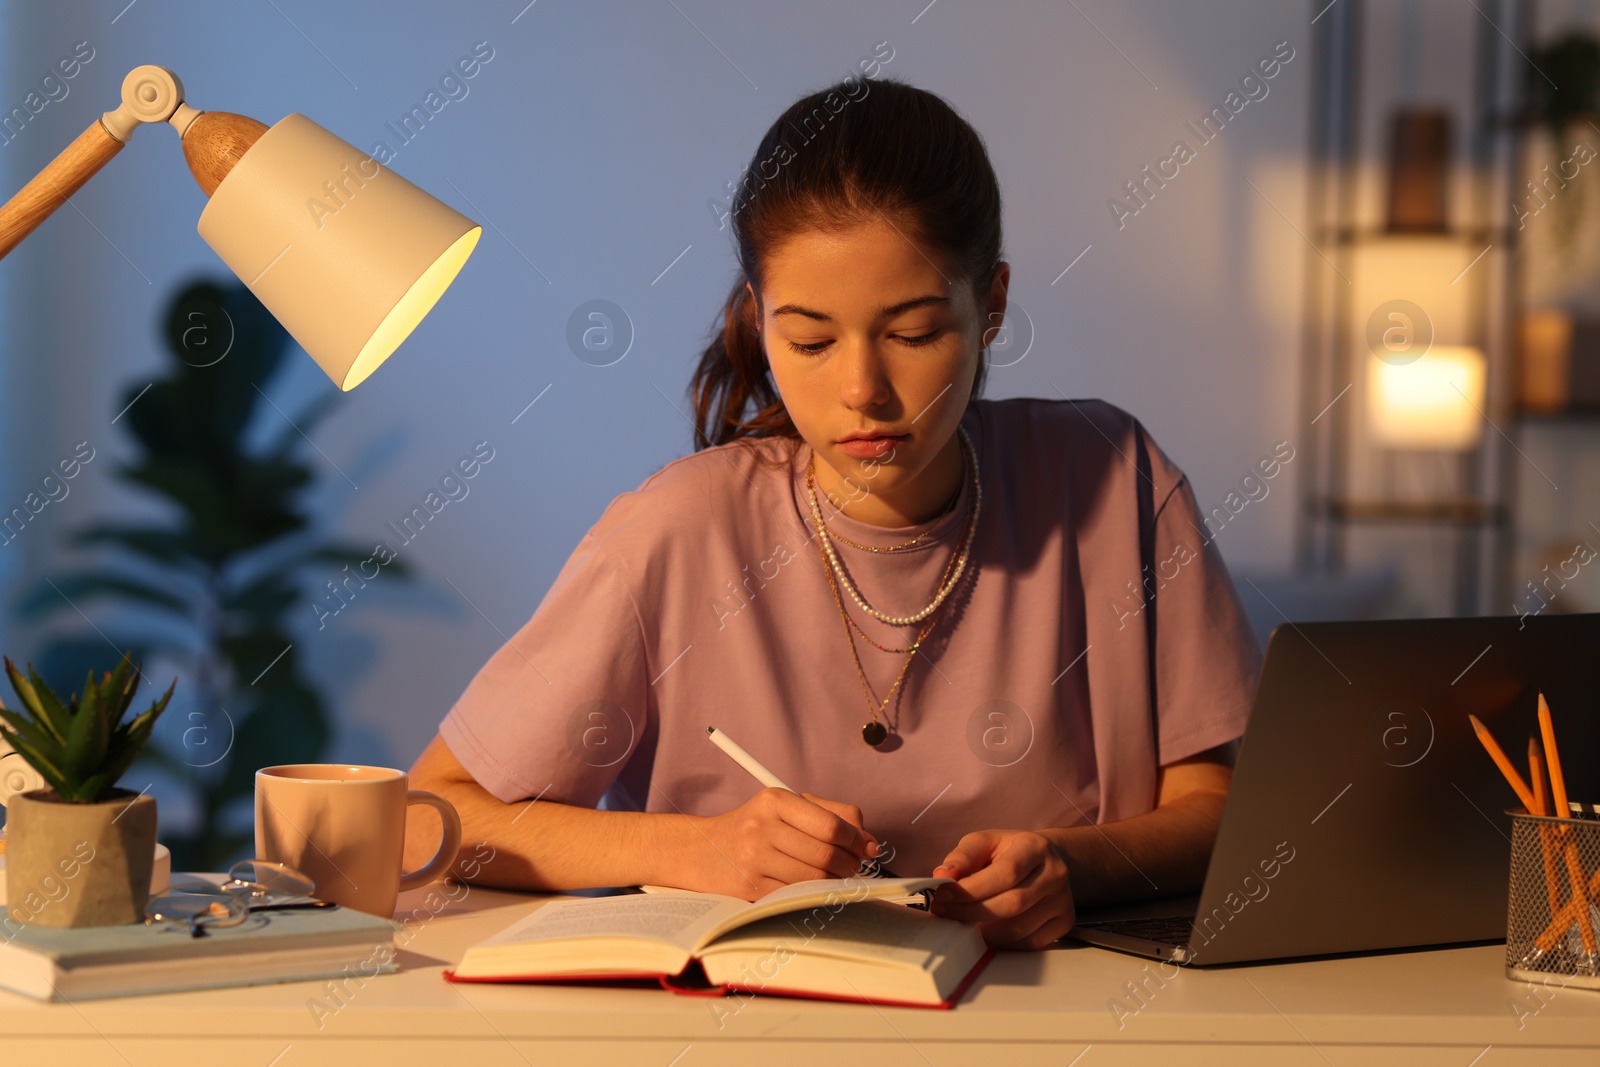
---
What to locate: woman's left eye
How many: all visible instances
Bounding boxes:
[898,330,941,347]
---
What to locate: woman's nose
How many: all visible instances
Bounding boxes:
[838,341,892,410]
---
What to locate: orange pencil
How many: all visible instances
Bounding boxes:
[1469,714,1538,812]
[1538,694,1570,820]
[1560,847,1597,955]
[1469,713,1578,945]
[1529,733,1564,917]
[1537,864,1600,954]
[1535,694,1596,956]
[1529,734,1549,816]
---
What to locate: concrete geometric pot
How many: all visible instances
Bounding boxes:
[4,787,157,927]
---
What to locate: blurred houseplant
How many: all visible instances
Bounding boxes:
[0,655,174,926]
[17,278,405,872]
[1528,30,1600,140]
[1526,30,1600,250]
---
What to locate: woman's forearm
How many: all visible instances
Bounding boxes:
[409,781,1225,898]
[403,774,711,892]
[1039,789,1226,908]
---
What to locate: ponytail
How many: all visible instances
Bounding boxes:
[690,277,792,450]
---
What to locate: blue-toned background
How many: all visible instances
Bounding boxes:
[4,0,1597,846]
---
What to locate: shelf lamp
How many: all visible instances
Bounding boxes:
[1366,345,1488,450]
[1361,107,1487,452]
[0,65,481,390]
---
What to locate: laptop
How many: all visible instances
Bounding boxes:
[1068,612,1600,966]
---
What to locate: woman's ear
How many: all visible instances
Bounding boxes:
[981,261,1011,348]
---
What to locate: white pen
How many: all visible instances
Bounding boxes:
[706,726,795,791]
[705,726,896,878]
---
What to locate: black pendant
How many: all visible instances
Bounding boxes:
[862,721,888,747]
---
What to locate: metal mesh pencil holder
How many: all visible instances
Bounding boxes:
[1506,806,1600,989]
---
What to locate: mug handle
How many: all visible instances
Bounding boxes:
[399,790,464,891]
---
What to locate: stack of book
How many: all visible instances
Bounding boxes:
[0,901,400,1002]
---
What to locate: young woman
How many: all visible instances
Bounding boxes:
[407,77,1261,950]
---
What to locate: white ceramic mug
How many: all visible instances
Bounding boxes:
[255,764,462,917]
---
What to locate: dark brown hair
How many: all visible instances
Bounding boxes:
[689,76,1004,457]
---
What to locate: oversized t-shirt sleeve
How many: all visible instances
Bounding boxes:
[1148,473,1263,765]
[437,531,651,806]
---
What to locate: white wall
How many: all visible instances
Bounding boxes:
[3,0,1323,825]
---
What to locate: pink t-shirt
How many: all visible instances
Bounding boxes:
[439,397,1262,877]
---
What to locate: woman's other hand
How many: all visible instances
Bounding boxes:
[927,829,1075,949]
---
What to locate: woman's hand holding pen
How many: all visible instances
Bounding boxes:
[693,788,883,900]
[927,829,1076,950]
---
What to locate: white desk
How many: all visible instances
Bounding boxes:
[4,877,1599,1065]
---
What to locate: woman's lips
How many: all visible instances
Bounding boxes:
[837,435,906,459]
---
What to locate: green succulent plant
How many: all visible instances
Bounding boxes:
[0,654,175,803]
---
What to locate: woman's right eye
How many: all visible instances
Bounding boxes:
[787,340,831,355]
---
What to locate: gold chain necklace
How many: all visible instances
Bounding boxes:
[819,479,953,550]
[806,434,981,745]
[822,456,965,554]
[824,525,935,553]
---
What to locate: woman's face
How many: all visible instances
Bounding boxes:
[750,218,1008,526]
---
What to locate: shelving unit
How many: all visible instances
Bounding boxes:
[1296,0,1534,616]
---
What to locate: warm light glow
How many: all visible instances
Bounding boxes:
[1352,239,1475,343]
[341,225,482,391]
[1367,345,1487,450]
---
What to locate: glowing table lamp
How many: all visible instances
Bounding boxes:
[1366,345,1487,450]
[0,65,481,390]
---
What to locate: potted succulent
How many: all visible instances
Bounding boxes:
[0,654,174,927]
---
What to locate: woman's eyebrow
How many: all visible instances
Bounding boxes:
[770,294,950,322]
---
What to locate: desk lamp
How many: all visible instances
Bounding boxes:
[0,65,482,898]
[0,64,482,389]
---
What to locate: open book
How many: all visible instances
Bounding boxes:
[443,875,993,1009]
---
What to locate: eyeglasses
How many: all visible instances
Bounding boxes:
[144,859,334,938]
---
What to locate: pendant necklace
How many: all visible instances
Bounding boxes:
[805,428,981,745]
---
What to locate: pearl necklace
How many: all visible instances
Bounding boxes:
[805,427,981,627]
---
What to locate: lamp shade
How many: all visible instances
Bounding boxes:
[197,113,480,390]
[1366,345,1487,450]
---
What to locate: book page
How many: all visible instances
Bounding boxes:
[706,899,950,966]
[692,875,952,951]
[696,899,990,1004]
[477,892,750,952]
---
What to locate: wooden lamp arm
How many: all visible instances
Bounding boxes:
[0,119,127,258]
[0,64,267,259]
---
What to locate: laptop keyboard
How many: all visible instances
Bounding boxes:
[1075,915,1197,946]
